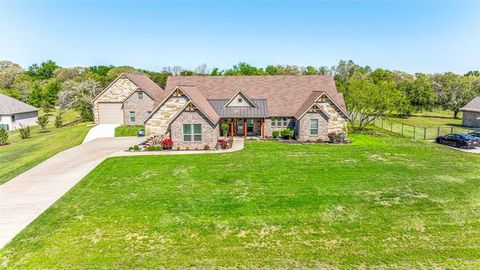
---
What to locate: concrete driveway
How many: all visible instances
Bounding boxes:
[82,124,120,144]
[0,137,143,248]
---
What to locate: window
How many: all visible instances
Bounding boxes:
[282,118,288,127]
[310,119,318,135]
[184,124,202,141]
[183,124,192,141]
[129,111,135,123]
[11,115,15,122]
[193,124,202,141]
[138,92,143,100]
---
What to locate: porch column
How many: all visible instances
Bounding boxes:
[230,119,234,140]
[261,118,265,140]
[244,118,247,139]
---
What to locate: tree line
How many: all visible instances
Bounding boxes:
[0,60,478,127]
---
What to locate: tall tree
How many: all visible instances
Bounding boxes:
[399,73,436,112]
[27,60,59,80]
[434,72,474,118]
[58,79,103,121]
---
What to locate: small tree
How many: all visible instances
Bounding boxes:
[0,128,8,145]
[221,120,230,139]
[54,112,63,128]
[19,125,31,139]
[37,115,49,132]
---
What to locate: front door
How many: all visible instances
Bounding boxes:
[236,119,244,135]
[247,119,254,135]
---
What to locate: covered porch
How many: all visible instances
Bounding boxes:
[220,118,265,140]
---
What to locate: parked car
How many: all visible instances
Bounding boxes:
[467,131,480,138]
[435,133,480,148]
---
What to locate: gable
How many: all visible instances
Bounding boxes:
[225,90,256,108]
[95,75,139,103]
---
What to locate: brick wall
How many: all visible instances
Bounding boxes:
[170,110,219,149]
[297,112,329,141]
[123,91,155,125]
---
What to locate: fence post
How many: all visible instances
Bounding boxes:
[424,127,427,140]
[451,127,454,134]
[413,126,416,138]
[437,127,440,137]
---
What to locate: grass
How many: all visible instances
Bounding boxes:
[0,110,91,185]
[391,109,463,127]
[373,110,473,140]
[115,125,144,137]
[1,132,480,269]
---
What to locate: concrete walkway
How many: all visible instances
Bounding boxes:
[82,124,120,144]
[112,137,245,157]
[0,137,143,248]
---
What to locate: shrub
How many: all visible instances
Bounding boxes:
[54,114,63,128]
[37,115,49,132]
[19,125,31,139]
[218,140,228,149]
[161,138,173,150]
[281,128,294,139]
[204,144,210,150]
[128,146,134,151]
[146,145,162,151]
[328,132,337,143]
[133,145,140,151]
[272,131,280,138]
[0,128,8,145]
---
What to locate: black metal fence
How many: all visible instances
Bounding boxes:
[372,118,477,140]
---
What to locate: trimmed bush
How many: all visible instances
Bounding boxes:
[204,144,210,150]
[0,128,8,145]
[19,125,31,139]
[146,145,162,151]
[281,128,294,139]
[272,131,280,138]
[133,145,140,151]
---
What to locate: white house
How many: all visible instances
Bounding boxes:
[0,94,39,131]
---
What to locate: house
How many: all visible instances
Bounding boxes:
[93,72,165,125]
[461,96,480,127]
[0,94,39,131]
[144,76,348,149]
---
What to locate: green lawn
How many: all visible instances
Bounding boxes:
[391,110,463,127]
[115,125,144,137]
[1,133,480,268]
[0,110,91,185]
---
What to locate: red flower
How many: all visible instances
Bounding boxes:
[161,139,173,149]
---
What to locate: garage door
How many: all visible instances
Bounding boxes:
[98,103,124,124]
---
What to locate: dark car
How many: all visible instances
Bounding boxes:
[467,131,480,138]
[435,133,480,148]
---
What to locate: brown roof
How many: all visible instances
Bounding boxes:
[123,72,165,101]
[176,85,220,124]
[163,75,346,117]
[461,96,480,113]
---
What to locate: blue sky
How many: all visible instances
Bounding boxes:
[0,0,478,73]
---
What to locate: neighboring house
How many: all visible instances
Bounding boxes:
[0,94,38,131]
[93,72,165,125]
[144,76,348,149]
[461,96,480,127]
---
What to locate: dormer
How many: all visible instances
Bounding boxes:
[224,90,256,108]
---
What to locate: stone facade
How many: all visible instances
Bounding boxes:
[462,111,480,127]
[297,112,329,141]
[321,99,348,134]
[94,76,139,123]
[170,110,219,149]
[145,95,188,135]
[123,91,155,125]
